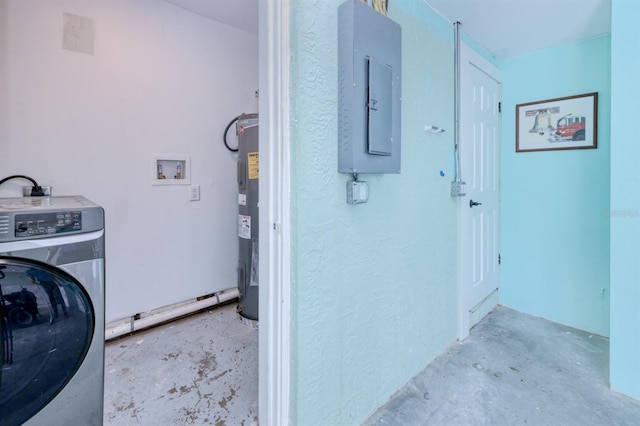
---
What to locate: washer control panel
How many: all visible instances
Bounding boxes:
[15,211,82,238]
[0,196,104,243]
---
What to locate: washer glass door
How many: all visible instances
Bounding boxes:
[0,257,94,426]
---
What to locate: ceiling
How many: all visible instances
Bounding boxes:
[161,0,611,60]
[162,0,258,35]
[424,0,611,59]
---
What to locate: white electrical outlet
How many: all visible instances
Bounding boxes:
[190,185,200,201]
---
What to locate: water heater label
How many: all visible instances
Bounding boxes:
[238,214,251,239]
[248,152,259,180]
[238,193,247,206]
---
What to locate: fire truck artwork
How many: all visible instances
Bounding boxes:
[528,108,587,142]
[548,114,586,142]
[516,93,597,153]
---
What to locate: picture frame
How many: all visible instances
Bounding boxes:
[516,92,598,153]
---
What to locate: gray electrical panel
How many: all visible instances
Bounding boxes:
[237,113,259,321]
[338,0,402,174]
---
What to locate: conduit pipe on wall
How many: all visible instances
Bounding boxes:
[104,288,240,341]
[451,21,466,197]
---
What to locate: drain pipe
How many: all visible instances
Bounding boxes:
[105,288,239,341]
[451,21,466,197]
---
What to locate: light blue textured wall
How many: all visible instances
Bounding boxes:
[500,36,611,337]
[610,0,640,400]
[289,0,458,424]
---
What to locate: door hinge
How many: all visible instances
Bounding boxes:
[498,254,501,265]
[498,102,501,113]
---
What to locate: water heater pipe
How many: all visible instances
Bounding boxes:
[105,287,239,341]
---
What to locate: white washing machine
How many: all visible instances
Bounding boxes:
[0,196,104,426]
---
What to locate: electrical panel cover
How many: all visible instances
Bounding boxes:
[338,0,402,174]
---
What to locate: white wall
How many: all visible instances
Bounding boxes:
[0,0,7,168]
[0,0,258,322]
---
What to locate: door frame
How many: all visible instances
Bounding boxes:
[458,43,502,340]
[259,1,291,425]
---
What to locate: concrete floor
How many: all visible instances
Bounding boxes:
[365,306,640,425]
[103,302,258,426]
[103,303,640,426]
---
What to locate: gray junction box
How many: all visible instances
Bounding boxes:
[338,0,402,174]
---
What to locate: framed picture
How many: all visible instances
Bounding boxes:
[516,92,598,152]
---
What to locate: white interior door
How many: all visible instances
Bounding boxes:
[459,44,501,340]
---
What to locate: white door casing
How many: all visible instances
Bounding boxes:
[259,1,291,425]
[459,44,501,340]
